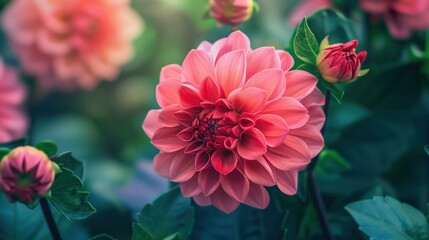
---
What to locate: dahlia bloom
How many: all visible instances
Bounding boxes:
[209,0,254,27]
[288,0,332,26]
[0,146,57,204]
[2,0,143,90]
[360,0,429,39]
[143,31,325,213]
[317,37,368,83]
[0,60,28,143]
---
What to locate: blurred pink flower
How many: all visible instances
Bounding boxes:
[0,61,28,143]
[0,146,57,204]
[360,0,429,39]
[143,31,325,213]
[289,0,332,26]
[317,37,368,83]
[209,0,254,27]
[2,0,143,90]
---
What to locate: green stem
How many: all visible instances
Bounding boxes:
[40,198,62,240]
[307,90,333,240]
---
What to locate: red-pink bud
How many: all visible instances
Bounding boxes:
[0,146,57,204]
[209,0,254,27]
[317,37,368,83]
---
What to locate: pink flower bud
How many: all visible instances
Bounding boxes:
[0,146,57,204]
[316,37,368,83]
[209,0,254,27]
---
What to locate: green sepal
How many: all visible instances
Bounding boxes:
[293,17,319,65]
[252,2,260,14]
[0,148,11,162]
[322,80,344,103]
[35,140,58,158]
[25,198,40,210]
[48,168,96,220]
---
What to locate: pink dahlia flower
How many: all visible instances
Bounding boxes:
[0,60,28,143]
[317,37,368,83]
[288,0,332,26]
[2,0,143,90]
[0,146,57,204]
[209,0,254,27]
[143,31,325,213]
[360,0,429,39]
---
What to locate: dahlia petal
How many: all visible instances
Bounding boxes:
[275,169,299,195]
[193,193,212,206]
[289,126,324,158]
[197,41,213,54]
[198,167,221,196]
[243,184,270,209]
[237,128,267,159]
[195,151,211,171]
[36,29,70,55]
[385,13,411,39]
[255,114,289,147]
[216,31,251,61]
[288,0,331,26]
[153,151,176,177]
[277,50,294,72]
[246,47,281,79]
[210,38,227,61]
[170,152,196,182]
[156,78,181,108]
[221,169,250,202]
[307,106,325,130]
[158,104,181,127]
[178,84,203,108]
[284,70,318,100]
[392,0,426,14]
[177,127,195,142]
[211,187,241,213]
[265,136,311,171]
[263,97,309,129]
[231,87,267,113]
[160,64,181,81]
[211,149,238,175]
[244,157,276,186]
[152,127,188,152]
[180,174,201,197]
[216,49,246,96]
[200,77,224,102]
[359,0,390,14]
[244,69,285,101]
[300,88,325,108]
[182,50,214,86]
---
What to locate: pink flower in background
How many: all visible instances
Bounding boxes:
[0,146,57,204]
[288,0,332,26]
[143,31,325,213]
[209,0,254,27]
[360,0,429,39]
[0,60,28,143]
[2,0,143,90]
[317,37,368,83]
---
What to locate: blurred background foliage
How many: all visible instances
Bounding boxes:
[0,0,428,239]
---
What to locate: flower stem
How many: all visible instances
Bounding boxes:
[307,90,333,240]
[40,198,62,240]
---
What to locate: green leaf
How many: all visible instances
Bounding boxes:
[49,168,95,220]
[425,145,429,156]
[89,233,118,240]
[0,148,10,161]
[35,140,58,158]
[132,223,151,240]
[306,9,357,45]
[52,152,84,180]
[293,17,319,65]
[297,63,318,75]
[133,187,194,240]
[322,81,344,103]
[345,196,429,240]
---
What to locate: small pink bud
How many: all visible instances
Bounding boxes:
[0,146,57,204]
[316,37,369,83]
[209,0,254,27]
